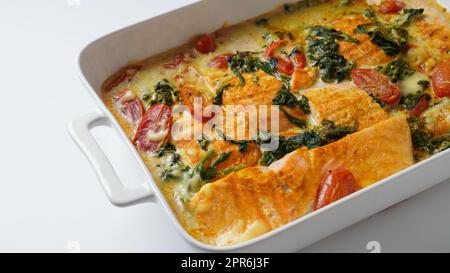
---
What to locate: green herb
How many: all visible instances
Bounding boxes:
[407,117,450,158]
[259,120,357,165]
[142,93,151,101]
[306,26,359,83]
[197,135,210,151]
[298,96,311,114]
[272,85,298,108]
[255,18,268,27]
[377,58,414,83]
[272,85,311,114]
[370,94,386,108]
[417,80,430,90]
[228,51,289,85]
[148,79,179,107]
[155,142,176,158]
[400,79,431,110]
[354,8,424,56]
[191,150,234,181]
[216,129,250,153]
[212,84,232,105]
[401,92,431,110]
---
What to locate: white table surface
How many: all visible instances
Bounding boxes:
[0,0,449,253]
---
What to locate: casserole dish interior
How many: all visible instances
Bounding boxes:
[75,0,450,251]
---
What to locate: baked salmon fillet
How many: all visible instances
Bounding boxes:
[189,116,413,245]
[303,84,389,129]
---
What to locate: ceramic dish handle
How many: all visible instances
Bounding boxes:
[69,111,155,206]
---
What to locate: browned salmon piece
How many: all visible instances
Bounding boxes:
[407,19,450,72]
[303,85,389,129]
[221,71,307,137]
[189,116,413,246]
[332,15,393,66]
[172,114,262,173]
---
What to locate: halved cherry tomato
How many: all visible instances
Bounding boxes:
[121,99,144,125]
[208,53,231,70]
[113,89,144,125]
[102,64,142,92]
[314,168,358,210]
[133,104,172,153]
[162,52,194,69]
[431,60,450,98]
[351,68,401,105]
[276,58,294,76]
[379,0,405,14]
[409,96,429,117]
[264,40,287,59]
[290,50,307,69]
[195,34,217,54]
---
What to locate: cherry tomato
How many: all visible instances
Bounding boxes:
[162,52,194,69]
[121,99,144,125]
[290,50,307,68]
[133,104,172,153]
[314,168,358,210]
[409,96,429,117]
[276,58,294,76]
[351,68,401,105]
[102,64,142,92]
[379,0,405,14]
[208,53,231,70]
[431,60,450,98]
[264,40,287,59]
[195,34,217,54]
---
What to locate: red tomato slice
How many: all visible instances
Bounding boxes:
[162,52,194,69]
[121,99,144,126]
[133,104,172,153]
[290,50,307,68]
[208,53,231,70]
[431,60,450,98]
[195,34,217,54]
[351,68,401,105]
[276,58,294,76]
[409,96,429,117]
[314,168,358,210]
[102,64,142,92]
[264,40,287,59]
[379,0,405,14]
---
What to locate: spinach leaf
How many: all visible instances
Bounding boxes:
[259,120,357,165]
[306,26,359,83]
[216,129,250,153]
[401,92,431,110]
[355,8,423,57]
[147,79,179,107]
[228,52,289,85]
[272,85,311,114]
[212,84,232,105]
[200,152,232,181]
[377,58,414,83]
[197,135,210,151]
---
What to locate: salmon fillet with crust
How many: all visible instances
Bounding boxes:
[189,116,413,246]
[303,84,389,129]
[332,14,393,66]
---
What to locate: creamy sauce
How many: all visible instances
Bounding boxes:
[101,0,450,245]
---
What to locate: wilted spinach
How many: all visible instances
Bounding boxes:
[354,8,424,56]
[306,26,359,83]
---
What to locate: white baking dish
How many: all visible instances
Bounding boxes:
[69,0,450,252]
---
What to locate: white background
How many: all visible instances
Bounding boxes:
[0,0,449,252]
